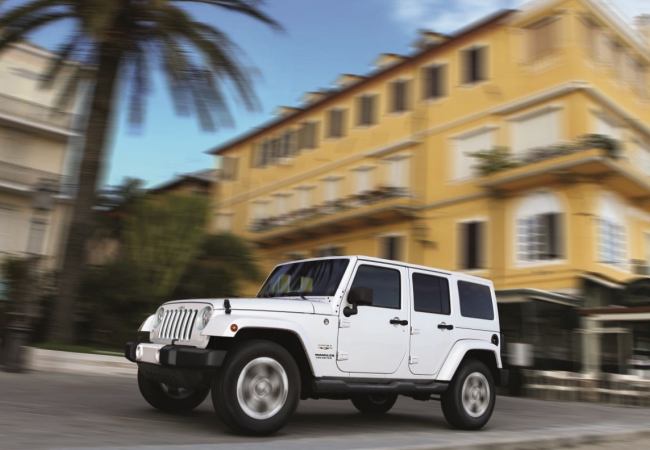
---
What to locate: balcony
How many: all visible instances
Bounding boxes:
[0,160,68,194]
[478,146,650,201]
[249,186,421,246]
[0,93,80,137]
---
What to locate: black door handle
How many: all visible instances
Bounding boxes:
[390,318,409,326]
[438,323,454,330]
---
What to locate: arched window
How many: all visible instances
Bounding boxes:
[598,193,627,266]
[516,191,564,262]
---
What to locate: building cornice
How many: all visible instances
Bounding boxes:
[207,10,515,156]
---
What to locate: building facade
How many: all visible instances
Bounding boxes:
[210,0,650,377]
[0,41,84,272]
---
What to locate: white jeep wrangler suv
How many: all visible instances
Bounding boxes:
[126,256,508,435]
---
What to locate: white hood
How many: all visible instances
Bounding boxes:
[165,297,334,315]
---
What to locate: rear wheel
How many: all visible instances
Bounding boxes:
[137,369,209,413]
[441,360,495,430]
[211,340,301,435]
[351,394,397,414]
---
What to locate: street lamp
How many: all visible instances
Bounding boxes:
[0,180,56,372]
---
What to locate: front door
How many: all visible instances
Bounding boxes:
[337,262,409,374]
[409,269,456,376]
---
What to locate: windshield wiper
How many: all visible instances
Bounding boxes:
[284,291,308,300]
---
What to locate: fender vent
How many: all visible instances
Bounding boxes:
[158,308,198,341]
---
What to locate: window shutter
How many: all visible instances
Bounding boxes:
[434,65,446,98]
[392,81,408,112]
[281,131,291,158]
[297,125,306,150]
[221,157,239,181]
[357,97,366,125]
[476,222,485,269]
[422,67,432,99]
[544,212,563,259]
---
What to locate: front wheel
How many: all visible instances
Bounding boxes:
[211,340,301,435]
[441,360,495,430]
[137,369,210,413]
[351,394,397,414]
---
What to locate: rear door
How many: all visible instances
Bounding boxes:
[408,269,456,376]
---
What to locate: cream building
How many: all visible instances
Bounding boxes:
[0,40,85,273]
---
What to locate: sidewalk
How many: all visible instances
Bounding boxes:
[23,347,135,376]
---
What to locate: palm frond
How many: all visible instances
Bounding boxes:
[175,0,282,30]
[126,44,151,127]
[152,4,258,111]
[0,0,62,29]
[0,11,73,55]
[54,63,84,110]
[40,35,82,89]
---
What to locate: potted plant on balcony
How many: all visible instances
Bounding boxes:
[577,134,621,159]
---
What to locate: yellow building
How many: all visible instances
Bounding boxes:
[210,0,650,375]
[0,40,84,271]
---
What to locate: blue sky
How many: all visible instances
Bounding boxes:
[5,0,650,188]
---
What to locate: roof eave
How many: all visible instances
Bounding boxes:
[207,9,516,156]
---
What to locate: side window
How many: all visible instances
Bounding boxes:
[413,273,450,315]
[350,265,401,309]
[458,281,494,320]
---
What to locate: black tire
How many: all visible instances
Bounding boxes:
[351,394,398,414]
[137,369,210,413]
[441,360,495,430]
[211,340,301,436]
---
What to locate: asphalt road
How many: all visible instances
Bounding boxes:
[1,371,650,450]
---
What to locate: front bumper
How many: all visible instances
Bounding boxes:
[125,342,226,369]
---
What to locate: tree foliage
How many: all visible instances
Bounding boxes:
[0,0,279,343]
[123,193,208,303]
[174,233,262,300]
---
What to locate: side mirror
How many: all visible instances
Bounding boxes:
[344,287,373,317]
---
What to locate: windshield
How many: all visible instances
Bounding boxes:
[257,258,350,298]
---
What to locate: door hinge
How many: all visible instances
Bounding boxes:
[339,318,350,328]
[411,327,420,335]
[337,351,349,361]
[409,355,419,364]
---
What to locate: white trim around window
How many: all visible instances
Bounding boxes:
[449,125,498,182]
[513,190,569,269]
[596,191,629,272]
[376,232,407,261]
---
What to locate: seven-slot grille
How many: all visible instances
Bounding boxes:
[158,308,198,341]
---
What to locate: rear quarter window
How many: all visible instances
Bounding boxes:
[457,281,494,320]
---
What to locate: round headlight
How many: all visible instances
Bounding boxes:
[153,307,165,328]
[135,345,143,361]
[197,306,213,331]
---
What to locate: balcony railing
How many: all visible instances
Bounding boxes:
[0,92,79,132]
[249,185,412,233]
[0,160,67,192]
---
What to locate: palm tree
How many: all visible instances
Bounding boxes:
[0,0,280,344]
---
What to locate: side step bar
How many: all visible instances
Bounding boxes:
[312,378,448,395]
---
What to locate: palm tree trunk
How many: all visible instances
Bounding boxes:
[48,43,123,344]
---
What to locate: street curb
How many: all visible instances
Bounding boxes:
[45,426,650,450]
[24,347,136,377]
[393,428,650,450]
